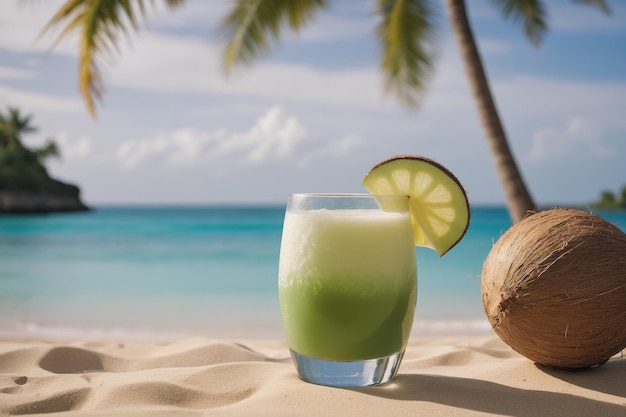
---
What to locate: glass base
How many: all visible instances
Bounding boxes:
[290,350,404,387]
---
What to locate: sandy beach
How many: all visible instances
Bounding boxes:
[1,335,624,416]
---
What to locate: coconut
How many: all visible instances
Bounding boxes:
[482,208,626,369]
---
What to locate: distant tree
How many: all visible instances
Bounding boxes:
[601,191,618,208]
[0,107,36,145]
[0,107,63,192]
[34,140,61,164]
[591,188,625,210]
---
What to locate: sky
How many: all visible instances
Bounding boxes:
[0,0,625,207]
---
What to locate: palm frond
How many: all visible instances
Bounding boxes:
[8,108,37,134]
[0,107,36,144]
[35,140,62,162]
[40,0,187,116]
[376,0,438,109]
[492,0,611,46]
[221,0,328,73]
[491,0,547,46]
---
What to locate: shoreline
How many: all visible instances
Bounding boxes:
[0,317,494,343]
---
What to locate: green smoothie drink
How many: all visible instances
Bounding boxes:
[279,157,470,387]
[278,194,417,386]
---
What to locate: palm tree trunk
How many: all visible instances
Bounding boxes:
[445,0,537,223]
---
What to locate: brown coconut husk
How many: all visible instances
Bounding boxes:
[482,208,626,369]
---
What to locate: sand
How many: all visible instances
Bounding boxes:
[1,336,624,416]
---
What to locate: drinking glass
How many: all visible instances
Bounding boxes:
[278,193,417,387]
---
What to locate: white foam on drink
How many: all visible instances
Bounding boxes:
[279,209,416,287]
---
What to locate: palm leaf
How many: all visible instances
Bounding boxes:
[491,0,547,46]
[40,0,186,116]
[377,0,437,109]
[493,0,611,46]
[221,0,328,72]
[35,140,62,162]
[1,108,36,141]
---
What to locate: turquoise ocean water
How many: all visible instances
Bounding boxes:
[1,206,624,340]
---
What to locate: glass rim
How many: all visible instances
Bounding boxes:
[289,192,409,199]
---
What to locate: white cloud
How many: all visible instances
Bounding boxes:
[321,133,362,156]
[300,133,363,167]
[165,128,213,167]
[240,106,307,163]
[116,135,174,169]
[0,1,405,113]
[0,0,383,111]
[0,66,36,80]
[55,133,93,160]
[235,63,383,109]
[492,76,626,140]
[106,30,385,110]
[0,0,77,56]
[287,13,374,43]
[528,117,613,161]
[0,85,82,113]
[116,106,307,169]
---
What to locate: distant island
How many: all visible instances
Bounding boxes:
[0,107,89,214]
[590,185,626,211]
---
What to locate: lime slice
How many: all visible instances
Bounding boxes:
[362,155,470,256]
